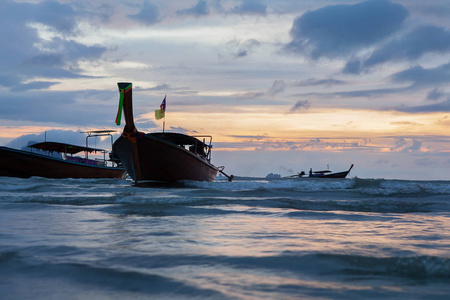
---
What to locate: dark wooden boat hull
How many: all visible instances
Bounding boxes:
[113,134,218,183]
[311,171,350,178]
[0,146,126,179]
[309,164,354,179]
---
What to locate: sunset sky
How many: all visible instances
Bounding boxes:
[1,0,449,180]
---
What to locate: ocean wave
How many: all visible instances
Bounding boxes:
[1,177,449,214]
[190,177,450,197]
[6,245,448,283]
[193,178,356,192]
[1,191,446,214]
[2,176,449,197]
[1,251,227,299]
[319,253,450,280]
[0,250,19,264]
[352,178,450,196]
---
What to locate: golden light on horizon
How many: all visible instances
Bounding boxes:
[2,108,448,157]
[146,109,449,138]
[0,126,59,139]
[136,108,450,155]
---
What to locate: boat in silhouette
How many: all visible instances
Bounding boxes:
[288,164,354,179]
[112,82,232,184]
[0,130,126,179]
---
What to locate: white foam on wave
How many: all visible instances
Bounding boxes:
[186,178,355,192]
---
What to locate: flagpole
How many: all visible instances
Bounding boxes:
[163,94,166,133]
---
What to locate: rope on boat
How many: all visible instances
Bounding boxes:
[121,127,144,143]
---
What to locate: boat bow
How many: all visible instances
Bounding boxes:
[112,82,228,183]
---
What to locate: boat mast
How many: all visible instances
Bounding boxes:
[118,83,136,133]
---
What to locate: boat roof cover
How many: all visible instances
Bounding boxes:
[81,130,116,135]
[149,132,209,146]
[28,142,105,154]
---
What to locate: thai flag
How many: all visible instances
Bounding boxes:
[160,95,166,111]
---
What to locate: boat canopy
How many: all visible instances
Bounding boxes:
[81,130,116,134]
[28,142,105,154]
[149,132,211,148]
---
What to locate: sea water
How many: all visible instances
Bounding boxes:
[0,176,449,299]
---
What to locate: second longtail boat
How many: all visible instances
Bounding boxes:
[112,82,232,184]
[0,130,126,179]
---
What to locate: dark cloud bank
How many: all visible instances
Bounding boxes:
[0,0,107,92]
[286,0,450,76]
[283,0,450,112]
[286,0,409,60]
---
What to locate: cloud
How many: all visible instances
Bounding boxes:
[289,100,310,113]
[142,84,170,91]
[414,157,439,167]
[0,2,58,67]
[177,1,209,17]
[392,62,450,87]
[228,134,269,140]
[343,59,362,74]
[0,90,118,126]
[23,53,64,68]
[327,87,408,99]
[390,137,423,152]
[251,138,368,151]
[285,0,408,59]
[129,0,160,25]
[293,78,347,87]
[134,120,158,132]
[393,100,450,113]
[25,0,78,35]
[268,80,285,95]
[24,38,107,67]
[233,79,284,98]
[306,62,450,100]
[227,39,261,58]
[7,130,88,149]
[6,129,123,151]
[61,39,107,62]
[232,0,267,15]
[10,81,58,92]
[375,158,390,165]
[362,25,450,69]
[12,37,106,87]
[0,0,107,91]
[427,88,445,101]
[233,91,265,98]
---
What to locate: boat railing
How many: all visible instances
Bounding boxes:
[65,156,105,166]
[83,130,121,167]
[94,158,107,167]
[192,135,213,161]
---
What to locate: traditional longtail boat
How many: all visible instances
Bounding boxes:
[112,82,232,184]
[288,164,354,179]
[0,131,126,179]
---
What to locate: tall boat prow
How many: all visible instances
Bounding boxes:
[112,82,233,184]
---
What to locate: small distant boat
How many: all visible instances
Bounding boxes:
[0,130,126,179]
[288,164,354,179]
[112,82,232,184]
